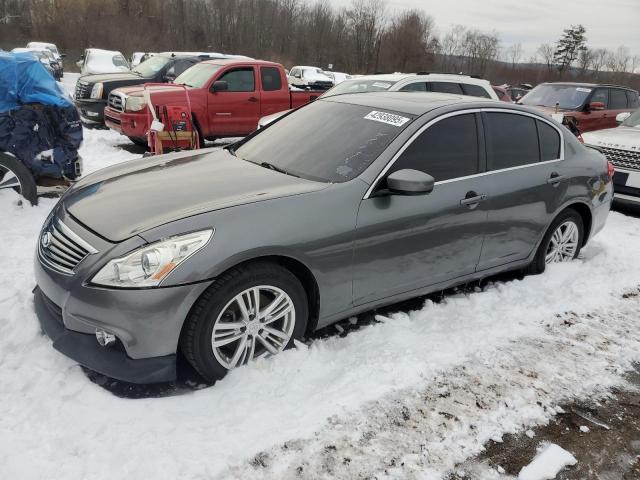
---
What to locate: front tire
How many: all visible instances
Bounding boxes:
[528,208,584,274]
[180,262,308,383]
[0,153,37,206]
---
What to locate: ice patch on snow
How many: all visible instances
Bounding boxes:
[518,443,577,480]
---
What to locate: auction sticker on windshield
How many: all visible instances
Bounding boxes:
[364,111,410,127]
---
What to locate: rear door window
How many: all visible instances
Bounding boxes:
[485,112,540,170]
[626,91,640,108]
[260,67,282,91]
[390,113,479,182]
[462,84,491,99]
[609,89,628,109]
[537,120,561,161]
[429,82,464,95]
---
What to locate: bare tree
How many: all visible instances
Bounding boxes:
[537,43,554,72]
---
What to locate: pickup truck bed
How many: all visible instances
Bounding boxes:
[104,59,323,142]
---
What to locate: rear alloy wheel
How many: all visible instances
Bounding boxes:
[0,153,37,205]
[528,208,584,274]
[180,262,308,383]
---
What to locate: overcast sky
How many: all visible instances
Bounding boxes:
[329,0,640,59]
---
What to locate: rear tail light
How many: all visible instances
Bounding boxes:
[607,161,615,180]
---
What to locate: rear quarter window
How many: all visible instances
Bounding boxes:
[261,67,282,91]
[462,84,491,99]
[537,120,561,161]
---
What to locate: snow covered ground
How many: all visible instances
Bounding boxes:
[0,74,639,479]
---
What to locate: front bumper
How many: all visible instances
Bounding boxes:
[104,106,148,139]
[75,99,106,125]
[34,287,176,383]
[33,210,213,383]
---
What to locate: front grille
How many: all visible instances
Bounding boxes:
[600,146,640,171]
[39,217,97,275]
[108,92,125,112]
[74,80,91,100]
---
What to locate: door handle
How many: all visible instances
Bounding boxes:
[460,192,487,207]
[546,172,566,185]
[248,96,258,102]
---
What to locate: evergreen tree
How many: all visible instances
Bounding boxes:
[553,25,587,76]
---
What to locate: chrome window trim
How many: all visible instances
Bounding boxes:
[363,107,565,199]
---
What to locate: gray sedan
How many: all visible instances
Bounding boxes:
[34,92,613,384]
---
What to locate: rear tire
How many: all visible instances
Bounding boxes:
[528,208,584,274]
[180,262,308,383]
[0,153,37,206]
[128,137,149,148]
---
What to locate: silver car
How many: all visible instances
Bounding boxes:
[34,92,613,384]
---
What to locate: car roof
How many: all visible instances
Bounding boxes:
[341,72,491,85]
[321,91,490,115]
[201,59,280,67]
[541,82,635,90]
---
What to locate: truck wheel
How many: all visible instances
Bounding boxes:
[180,262,308,383]
[0,153,37,206]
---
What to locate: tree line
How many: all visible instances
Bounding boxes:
[0,0,638,89]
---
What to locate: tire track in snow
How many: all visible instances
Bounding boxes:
[223,290,640,479]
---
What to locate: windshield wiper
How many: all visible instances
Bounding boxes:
[259,162,300,178]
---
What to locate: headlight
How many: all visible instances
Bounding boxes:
[91,230,213,288]
[125,96,146,112]
[90,82,103,99]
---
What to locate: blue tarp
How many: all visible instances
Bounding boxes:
[0,52,81,179]
[0,51,72,113]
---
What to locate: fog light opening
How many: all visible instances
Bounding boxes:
[95,329,116,347]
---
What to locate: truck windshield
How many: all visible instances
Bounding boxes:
[520,84,592,110]
[133,56,172,77]
[322,79,399,98]
[175,63,222,88]
[234,100,414,183]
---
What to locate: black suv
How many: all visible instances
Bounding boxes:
[74,53,216,126]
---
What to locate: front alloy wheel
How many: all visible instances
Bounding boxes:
[211,286,296,369]
[180,262,308,383]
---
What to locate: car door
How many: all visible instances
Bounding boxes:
[581,88,609,132]
[477,110,565,270]
[608,88,631,129]
[208,66,260,136]
[352,112,489,305]
[259,66,289,116]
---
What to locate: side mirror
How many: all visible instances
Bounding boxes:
[588,101,605,111]
[386,169,435,195]
[616,112,632,124]
[211,80,228,92]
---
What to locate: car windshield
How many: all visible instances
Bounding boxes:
[622,109,640,128]
[133,56,172,77]
[322,79,399,98]
[234,100,414,183]
[520,84,592,110]
[175,63,221,88]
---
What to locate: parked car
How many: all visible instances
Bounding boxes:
[76,48,130,75]
[130,51,154,68]
[259,72,500,128]
[507,84,532,102]
[492,85,513,103]
[519,82,640,133]
[288,66,334,89]
[27,41,65,73]
[583,109,640,206]
[323,71,351,84]
[104,59,324,145]
[34,92,612,384]
[74,53,224,127]
[11,48,62,80]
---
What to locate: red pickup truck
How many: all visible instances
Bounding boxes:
[104,59,322,144]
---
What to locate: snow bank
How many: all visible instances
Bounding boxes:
[519,443,577,480]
